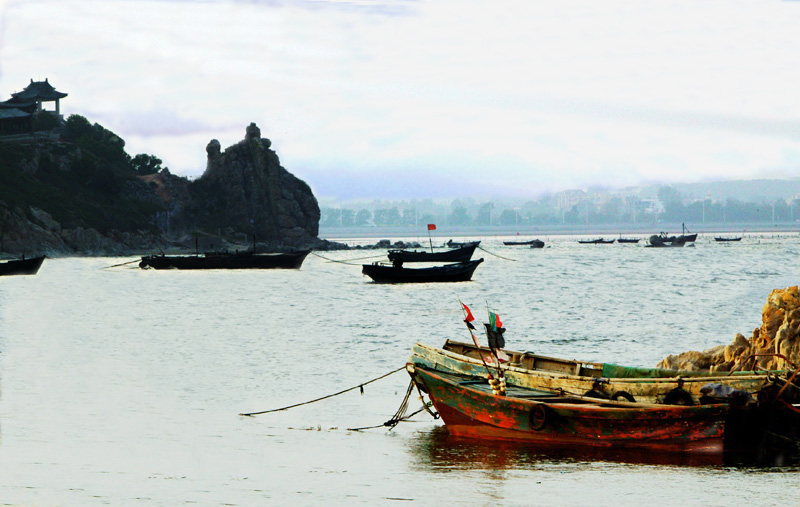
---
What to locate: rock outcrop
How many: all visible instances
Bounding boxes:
[174,122,321,249]
[658,286,800,372]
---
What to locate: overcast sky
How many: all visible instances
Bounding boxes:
[1,0,799,201]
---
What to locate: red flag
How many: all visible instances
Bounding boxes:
[427,224,436,231]
[462,303,475,323]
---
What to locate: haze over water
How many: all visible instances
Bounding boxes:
[2,234,800,505]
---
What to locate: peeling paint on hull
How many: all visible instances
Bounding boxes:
[412,366,727,454]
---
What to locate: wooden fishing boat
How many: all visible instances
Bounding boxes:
[503,239,544,248]
[139,250,310,270]
[410,340,780,404]
[407,363,728,453]
[715,237,742,242]
[0,255,45,276]
[362,259,483,283]
[446,240,480,248]
[578,238,615,244]
[617,237,640,244]
[388,243,478,263]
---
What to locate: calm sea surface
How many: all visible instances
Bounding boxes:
[2,234,800,506]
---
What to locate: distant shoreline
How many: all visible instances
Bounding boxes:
[320,221,800,242]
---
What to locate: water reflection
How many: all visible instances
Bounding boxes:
[408,426,800,470]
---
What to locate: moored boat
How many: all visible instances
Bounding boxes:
[0,255,45,276]
[503,239,545,248]
[578,238,615,244]
[362,259,483,283]
[388,243,478,263]
[139,250,310,270]
[715,237,742,242]
[410,340,781,404]
[407,363,728,453]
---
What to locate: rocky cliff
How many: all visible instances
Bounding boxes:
[179,122,321,249]
[658,286,800,372]
[0,117,328,256]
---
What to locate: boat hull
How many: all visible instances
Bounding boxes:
[0,255,45,276]
[139,250,310,270]
[410,365,726,453]
[362,259,483,283]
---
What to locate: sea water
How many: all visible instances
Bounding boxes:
[1,234,800,506]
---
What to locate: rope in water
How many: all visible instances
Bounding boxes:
[477,245,517,261]
[347,379,439,431]
[239,366,406,416]
[102,258,141,269]
[309,251,386,265]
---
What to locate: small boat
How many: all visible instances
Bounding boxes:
[410,340,783,405]
[715,237,742,242]
[362,259,483,283]
[647,233,686,248]
[578,238,615,244]
[407,363,728,453]
[139,250,310,270]
[0,255,45,276]
[503,239,545,248]
[388,243,478,263]
[617,235,640,243]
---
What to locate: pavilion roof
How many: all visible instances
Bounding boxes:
[12,78,67,101]
[0,108,31,119]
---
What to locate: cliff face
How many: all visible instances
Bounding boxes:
[179,123,320,248]
[0,119,325,256]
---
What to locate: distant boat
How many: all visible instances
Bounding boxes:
[445,239,481,248]
[362,259,483,283]
[578,238,615,244]
[503,239,545,248]
[647,234,686,248]
[715,237,742,242]
[0,255,45,276]
[139,250,310,270]
[388,243,478,263]
[617,235,640,244]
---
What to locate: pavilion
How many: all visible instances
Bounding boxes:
[0,78,68,134]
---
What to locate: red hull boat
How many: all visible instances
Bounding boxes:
[408,364,727,454]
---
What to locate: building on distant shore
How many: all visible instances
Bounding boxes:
[0,78,67,134]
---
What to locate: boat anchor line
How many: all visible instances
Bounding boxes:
[347,379,438,432]
[239,366,405,417]
[102,258,141,269]
[309,251,386,265]
[476,245,517,262]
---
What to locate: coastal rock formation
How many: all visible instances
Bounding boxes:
[658,286,800,372]
[176,122,321,249]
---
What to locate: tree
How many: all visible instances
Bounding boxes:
[131,154,164,175]
[447,206,470,225]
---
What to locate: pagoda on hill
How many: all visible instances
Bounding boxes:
[0,78,68,134]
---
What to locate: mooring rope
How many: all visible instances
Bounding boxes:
[309,251,386,265]
[102,258,141,269]
[476,245,517,261]
[239,366,405,416]
[347,379,438,431]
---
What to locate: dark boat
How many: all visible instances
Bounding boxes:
[407,364,728,453]
[647,233,686,248]
[617,236,640,243]
[139,250,310,270]
[0,255,45,276]
[503,239,545,248]
[715,237,742,242]
[388,243,478,263]
[362,259,483,283]
[578,238,615,244]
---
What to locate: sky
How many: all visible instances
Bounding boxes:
[1,0,800,202]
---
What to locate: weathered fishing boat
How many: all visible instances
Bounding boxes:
[362,259,483,283]
[387,243,478,263]
[410,340,781,404]
[407,363,728,453]
[578,238,615,244]
[139,250,310,270]
[503,239,545,248]
[0,255,45,276]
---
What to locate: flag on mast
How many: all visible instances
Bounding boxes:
[427,224,436,231]
[462,303,476,329]
[489,311,503,331]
